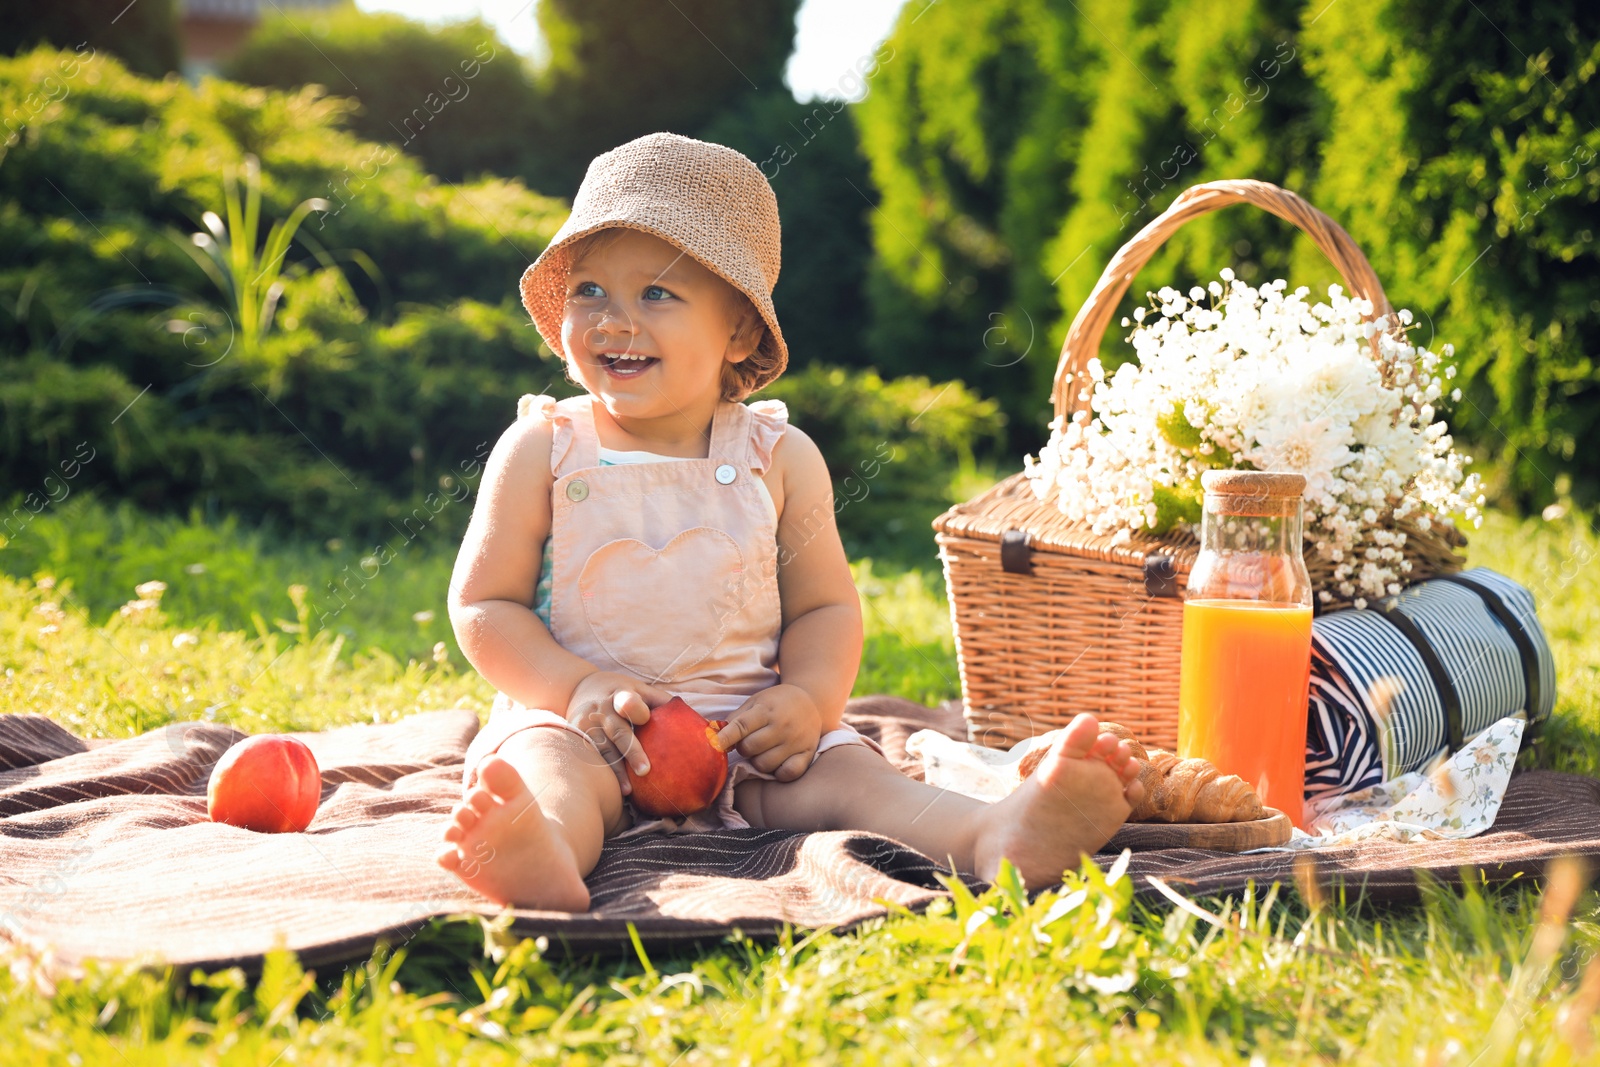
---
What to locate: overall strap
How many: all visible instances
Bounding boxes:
[553,396,600,478]
[707,400,749,466]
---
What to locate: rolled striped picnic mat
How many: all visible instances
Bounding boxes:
[1305,567,1556,801]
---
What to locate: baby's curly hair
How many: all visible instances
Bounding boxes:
[563,228,779,403]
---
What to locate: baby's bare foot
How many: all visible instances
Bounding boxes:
[975,713,1132,888]
[435,754,590,911]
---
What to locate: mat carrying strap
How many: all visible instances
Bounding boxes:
[1437,573,1549,743]
[1374,603,1466,753]
[1376,574,1548,754]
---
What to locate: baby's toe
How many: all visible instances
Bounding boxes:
[1123,777,1147,808]
[443,807,479,842]
[1107,741,1143,782]
[1057,713,1102,759]
[1085,732,1124,763]
[464,788,498,817]
[477,754,534,806]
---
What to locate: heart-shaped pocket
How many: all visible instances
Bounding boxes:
[578,527,748,683]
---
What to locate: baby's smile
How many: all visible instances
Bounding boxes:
[595,350,659,378]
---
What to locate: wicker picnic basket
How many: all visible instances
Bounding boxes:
[932,179,1467,752]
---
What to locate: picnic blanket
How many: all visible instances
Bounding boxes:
[3,696,1598,980]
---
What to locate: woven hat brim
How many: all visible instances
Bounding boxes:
[520,221,788,390]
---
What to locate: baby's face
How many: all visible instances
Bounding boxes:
[560,229,753,417]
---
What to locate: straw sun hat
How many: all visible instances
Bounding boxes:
[519,132,788,399]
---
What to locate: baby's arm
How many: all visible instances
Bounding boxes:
[448,416,599,713]
[716,426,863,777]
[770,425,863,730]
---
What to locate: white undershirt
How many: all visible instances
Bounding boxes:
[597,446,778,526]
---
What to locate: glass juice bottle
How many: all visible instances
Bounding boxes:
[1178,470,1314,828]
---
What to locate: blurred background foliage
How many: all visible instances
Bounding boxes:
[0,0,181,78]
[220,10,541,184]
[858,0,1598,508]
[2,0,1597,586]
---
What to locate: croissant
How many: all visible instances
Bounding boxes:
[1015,721,1266,824]
[1131,750,1266,823]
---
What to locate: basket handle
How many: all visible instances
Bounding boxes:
[1049,179,1393,423]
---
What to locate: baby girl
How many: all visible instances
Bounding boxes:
[435,132,1144,911]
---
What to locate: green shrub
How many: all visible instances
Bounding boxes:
[856,0,1321,458]
[0,49,1007,559]
[853,0,1101,454]
[530,0,801,196]
[754,363,1005,564]
[0,0,177,78]
[0,48,568,544]
[1301,0,1600,513]
[222,9,539,183]
[698,89,878,373]
[855,0,1600,512]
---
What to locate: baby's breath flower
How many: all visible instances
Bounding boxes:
[1021,270,1479,605]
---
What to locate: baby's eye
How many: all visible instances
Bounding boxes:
[643,285,673,302]
[572,281,603,299]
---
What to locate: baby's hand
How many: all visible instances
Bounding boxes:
[566,671,674,795]
[714,684,823,782]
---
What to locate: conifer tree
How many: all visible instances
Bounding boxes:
[1303,0,1600,510]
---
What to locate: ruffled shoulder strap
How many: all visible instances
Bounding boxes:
[745,398,789,475]
[516,393,592,476]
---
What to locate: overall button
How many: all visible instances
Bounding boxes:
[714,464,737,485]
[566,479,589,502]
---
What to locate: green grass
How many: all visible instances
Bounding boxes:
[1,498,1598,1064]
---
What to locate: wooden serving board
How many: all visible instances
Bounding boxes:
[1103,809,1293,853]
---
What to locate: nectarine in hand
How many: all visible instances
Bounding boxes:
[207,734,322,832]
[625,697,729,818]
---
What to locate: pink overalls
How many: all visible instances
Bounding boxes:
[460,392,881,836]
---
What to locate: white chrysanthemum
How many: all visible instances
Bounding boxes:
[1246,416,1355,502]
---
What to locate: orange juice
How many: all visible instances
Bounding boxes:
[1178,599,1313,828]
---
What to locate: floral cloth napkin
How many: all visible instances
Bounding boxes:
[1265,712,1526,852]
[907,713,1526,853]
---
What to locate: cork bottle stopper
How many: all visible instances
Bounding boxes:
[1200,470,1306,516]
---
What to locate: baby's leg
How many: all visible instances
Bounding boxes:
[436,726,626,911]
[735,714,1143,889]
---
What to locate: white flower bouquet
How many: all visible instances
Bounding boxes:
[1021,270,1485,608]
